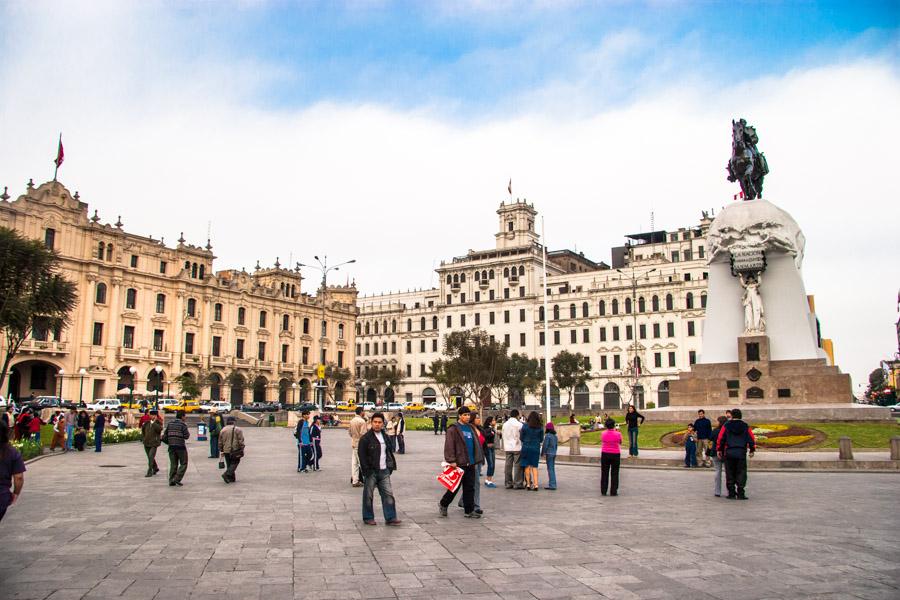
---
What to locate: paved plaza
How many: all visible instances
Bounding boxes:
[1,428,898,600]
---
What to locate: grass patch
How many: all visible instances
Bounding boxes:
[798,422,900,449]
[581,421,681,449]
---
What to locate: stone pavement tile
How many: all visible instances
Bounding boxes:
[83,578,135,598]
[295,591,362,600]
[45,591,91,600]
[357,581,398,599]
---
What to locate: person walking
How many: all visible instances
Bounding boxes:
[295,411,313,473]
[502,409,524,489]
[710,415,728,497]
[0,421,26,523]
[457,413,485,514]
[92,410,105,453]
[600,418,623,496]
[27,411,43,446]
[541,422,558,490]
[624,405,644,457]
[162,410,190,487]
[49,412,66,452]
[439,412,448,435]
[716,408,755,500]
[482,416,497,488]
[65,407,77,452]
[349,406,367,487]
[683,424,698,468]
[310,415,323,471]
[218,416,245,484]
[439,406,484,518]
[431,412,440,435]
[357,412,400,526]
[207,409,223,459]
[395,411,406,454]
[140,410,163,477]
[693,409,713,467]
[519,411,543,491]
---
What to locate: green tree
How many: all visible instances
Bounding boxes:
[0,227,78,392]
[324,363,352,402]
[441,329,509,412]
[552,350,592,410]
[174,371,207,399]
[495,353,543,407]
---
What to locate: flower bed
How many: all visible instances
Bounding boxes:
[87,428,142,444]
[663,423,824,448]
[12,439,42,461]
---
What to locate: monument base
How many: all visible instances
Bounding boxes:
[643,403,893,422]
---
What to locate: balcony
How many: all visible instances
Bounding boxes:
[235,358,252,368]
[258,360,274,371]
[450,282,461,292]
[117,347,142,361]
[479,280,490,289]
[210,356,229,368]
[20,339,69,355]
[183,353,201,365]
[279,362,295,374]
[150,350,171,363]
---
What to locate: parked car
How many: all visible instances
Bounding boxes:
[25,396,66,412]
[361,402,376,411]
[323,403,337,411]
[240,402,277,413]
[156,398,180,412]
[163,399,201,414]
[386,402,404,411]
[424,401,448,411]
[294,402,319,413]
[199,401,232,413]
[335,401,356,412]
[86,398,122,411]
[889,403,900,416]
[403,402,425,412]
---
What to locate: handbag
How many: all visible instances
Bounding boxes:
[437,464,463,493]
[218,459,225,469]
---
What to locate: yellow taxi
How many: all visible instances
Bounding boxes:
[164,399,201,414]
[404,402,425,412]
[335,401,356,412]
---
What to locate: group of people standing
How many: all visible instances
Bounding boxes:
[2,405,113,453]
[500,409,559,493]
[294,411,324,473]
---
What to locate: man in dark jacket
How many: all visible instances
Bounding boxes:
[438,406,484,519]
[692,409,713,468]
[93,411,105,452]
[162,410,190,486]
[140,410,163,477]
[357,412,400,526]
[716,408,755,499]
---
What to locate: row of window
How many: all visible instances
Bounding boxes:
[446,265,526,286]
[104,322,343,367]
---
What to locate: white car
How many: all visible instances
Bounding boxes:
[425,401,448,411]
[156,398,180,411]
[86,398,122,411]
[361,402,376,411]
[200,401,232,413]
[386,402,404,411]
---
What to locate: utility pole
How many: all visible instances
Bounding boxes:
[616,244,656,409]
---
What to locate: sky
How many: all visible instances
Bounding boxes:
[0,0,898,391]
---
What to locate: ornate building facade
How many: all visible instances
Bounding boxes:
[356,199,712,410]
[0,180,358,405]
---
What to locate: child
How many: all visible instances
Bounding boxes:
[684,424,697,468]
[73,427,87,451]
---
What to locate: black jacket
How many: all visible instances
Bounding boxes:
[357,429,396,475]
[716,419,756,458]
[624,410,644,428]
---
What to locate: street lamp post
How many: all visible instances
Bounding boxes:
[129,366,137,409]
[78,368,86,406]
[292,382,298,406]
[616,252,657,410]
[358,380,366,406]
[154,365,162,410]
[57,368,65,400]
[385,381,391,407]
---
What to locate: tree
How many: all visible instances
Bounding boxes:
[441,329,509,413]
[552,350,592,410]
[323,363,352,402]
[0,227,78,393]
[496,353,544,407]
[174,370,210,399]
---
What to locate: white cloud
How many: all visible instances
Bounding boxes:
[1,3,897,390]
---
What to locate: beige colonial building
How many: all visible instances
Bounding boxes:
[356,199,712,410]
[0,179,358,406]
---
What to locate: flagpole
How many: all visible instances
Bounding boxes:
[53,133,61,181]
[541,216,552,423]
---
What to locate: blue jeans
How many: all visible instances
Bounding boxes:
[94,429,103,452]
[362,469,397,522]
[66,425,74,450]
[628,427,639,456]
[210,436,220,458]
[545,455,557,488]
[685,442,697,466]
[484,446,496,477]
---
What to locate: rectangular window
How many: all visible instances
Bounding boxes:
[654,352,662,368]
[123,325,135,349]
[406,341,412,353]
[504,310,510,324]
[503,288,510,299]
[155,295,165,313]
[420,364,426,376]
[461,314,467,327]
[302,318,308,334]
[212,336,222,357]
[92,322,103,346]
[460,293,466,303]
[365,343,370,355]
[600,355,607,370]
[474,313,481,326]
[44,228,55,249]
[446,315,452,328]
[184,332,194,354]
[373,343,378,355]
[519,286,525,297]
[520,332,526,347]
[599,327,606,342]
[259,312,267,328]
[321,320,327,338]
[382,342,387,354]
[687,321,695,336]
[539,331,545,345]
[474,291,480,302]
[257,341,266,360]
[699,246,705,258]
[639,324,646,339]
[626,325,633,340]
[391,341,396,354]
[432,339,437,351]
[667,322,675,337]
[302,346,309,364]
[584,357,591,370]
[582,328,590,343]
[281,344,288,363]
[519,308,526,322]
[338,350,344,368]
[489,312,495,325]
[612,326,620,341]
[159,261,167,274]
[684,273,692,282]
[668,351,676,367]
[671,251,680,262]
[689,350,697,365]
[446,294,451,305]
[420,340,425,353]
[653,323,660,338]
[613,354,621,370]
[125,289,137,310]
[489,290,495,300]
[570,329,577,343]
[236,339,245,359]
[684,250,693,262]
[406,364,412,377]
[746,342,760,361]
[553,330,560,345]
[504,333,510,346]
[130,254,138,268]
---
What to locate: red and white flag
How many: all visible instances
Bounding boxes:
[54,135,64,168]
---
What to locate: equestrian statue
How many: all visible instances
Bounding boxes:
[727,118,769,200]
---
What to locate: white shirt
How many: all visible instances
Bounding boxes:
[502,417,522,452]
[374,432,387,470]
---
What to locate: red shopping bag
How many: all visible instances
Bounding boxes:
[437,464,463,493]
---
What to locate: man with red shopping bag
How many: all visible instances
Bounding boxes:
[438,406,484,519]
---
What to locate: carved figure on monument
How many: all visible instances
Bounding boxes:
[738,273,765,334]
[727,118,769,200]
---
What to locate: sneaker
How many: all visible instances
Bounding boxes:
[222,473,230,484]
[464,512,482,519]
[485,481,496,488]
[439,504,447,517]
[386,519,402,526]
[737,494,748,500]
[714,493,721,497]
[474,508,483,515]
[351,482,363,487]
[364,520,377,526]
[169,482,176,486]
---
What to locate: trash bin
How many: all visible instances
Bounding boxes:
[268,414,275,427]
[197,422,208,441]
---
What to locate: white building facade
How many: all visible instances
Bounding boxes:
[356,199,712,411]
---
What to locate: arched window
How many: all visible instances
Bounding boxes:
[504,267,510,278]
[603,382,621,409]
[612,299,619,315]
[553,305,560,320]
[125,288,137,310]
[338,323,345,339]
[460,273,466,283]
[420,317,426,331]
[481,270,487,280]
[356,323,361,335]
[665,294,673,311]
[701,293,707,309]
[489,269,494,279]
[538,306,545,321]
[191,263,198,278]
[474,271,480,281]
[651,295,659,312]
[374,321,379,334]
[657,380,670,408]
[406,319,412,332]
[518,266,524,276]
[97,241,105,260]
[106,244,113,261]
[391,320,397,333]
[432,316,438,330]
[686,292,694,310]
[446,275,452,284]
[95,282,107,304]
[282,314,290,331]
[453,274,459,284]
[625,297,632,314]
[569,304,576,319]
[155,293,166,313]
[199,265,205,279]
[582,302,589,317]
[638,297,646,313]
[303,317,309,334]
[187,298,197,317]
[214,303,223,322]
[383,320,387,333]
[599,300,606,316]
[237,306,245,324]
[364,322,370,335]
[184,260,190,272]
[259,311,267,328]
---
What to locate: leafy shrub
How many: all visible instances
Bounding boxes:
[86,428,142,444]
[646,402,656,409]
[12,439,42,461]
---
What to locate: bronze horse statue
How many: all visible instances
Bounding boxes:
[727,119,769,200]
